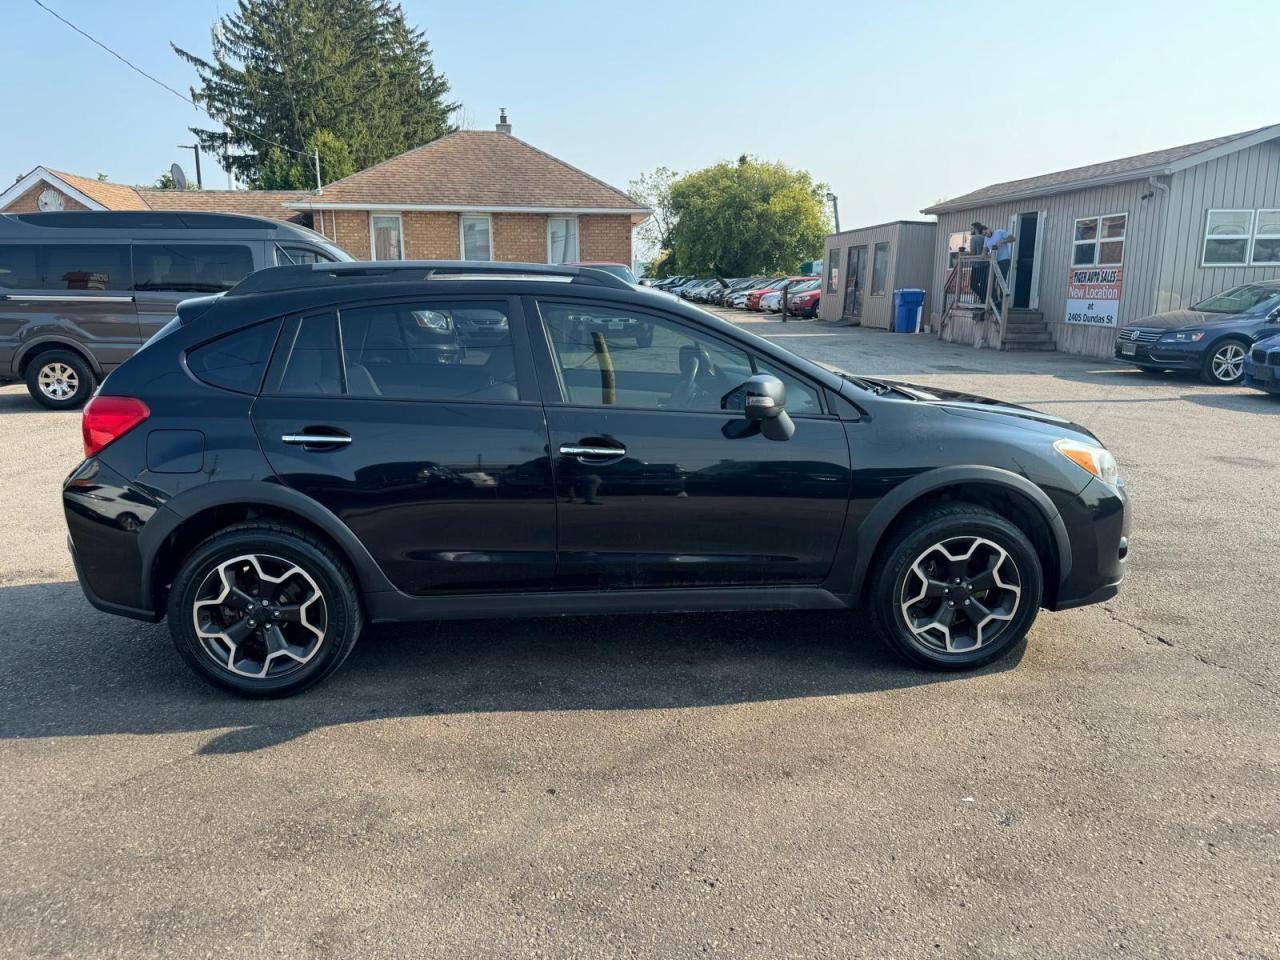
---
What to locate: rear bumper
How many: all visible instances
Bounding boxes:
[68,533,160,622]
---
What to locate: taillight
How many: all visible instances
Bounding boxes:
[82,396,150,458]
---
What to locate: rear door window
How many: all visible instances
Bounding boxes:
[133,244,255,293]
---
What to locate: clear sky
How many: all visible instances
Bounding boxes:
[3,0,1277,231]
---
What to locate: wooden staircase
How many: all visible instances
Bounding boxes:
[1002,308,1055,351]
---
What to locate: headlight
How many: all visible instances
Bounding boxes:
[1160,330,1205,342]
[1054,438,1119,484]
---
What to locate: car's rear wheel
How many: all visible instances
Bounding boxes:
[167,523,362,697]
[870,504,1043,670]
[26,350,96,410]
[1201,338,1248,385]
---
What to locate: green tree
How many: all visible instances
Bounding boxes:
[154,171,177,189]
[668,157,830,276]
[174,0,457,189]
[628,166,679,266]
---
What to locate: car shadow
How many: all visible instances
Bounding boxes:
[1182,389,1280,414]
[0,581,1021,753]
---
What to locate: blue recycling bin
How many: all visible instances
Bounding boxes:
[892,288,926,333]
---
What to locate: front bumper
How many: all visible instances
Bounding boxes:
[1243,356,1280,394]
[1047,477,1129,611]
[1114,336,1202,369]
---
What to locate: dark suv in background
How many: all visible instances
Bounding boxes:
[64,261,1129,697]
[0,211,350,408]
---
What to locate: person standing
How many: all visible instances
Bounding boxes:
[984,224,1016,311]
[968,222,988,302]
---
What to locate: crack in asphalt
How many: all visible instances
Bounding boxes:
[1103,604,1279,700]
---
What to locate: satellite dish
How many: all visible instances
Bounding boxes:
[170,163,188,191]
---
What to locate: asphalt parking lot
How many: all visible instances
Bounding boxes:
[1,316,1278,959]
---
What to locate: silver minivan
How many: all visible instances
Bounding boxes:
[0,211,351,408]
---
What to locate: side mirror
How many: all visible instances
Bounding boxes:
[722,374,795,441]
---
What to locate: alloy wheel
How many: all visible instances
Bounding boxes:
[899,536,1022,654]
[1211,343,1246,383]
[37,362,79,400]
[192,553,327,679]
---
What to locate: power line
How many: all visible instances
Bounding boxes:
[29,0,313,162]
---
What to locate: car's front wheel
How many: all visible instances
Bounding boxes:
[167,523,363,697]
[870,504,1043,670]
[26,350,96,410]
[1201,338,1249,385]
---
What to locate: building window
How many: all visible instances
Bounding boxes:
[547,217,580,263]
[461,215,492,261]
[371,214,403,260]
[1202,210,1252,266]
[826,248,840,292]
[870,242,890,296]
[947,231,970,268]
[1251,210,1280,264]
[1073,214,1126,267]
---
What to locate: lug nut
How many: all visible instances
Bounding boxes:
[247,619,256,627]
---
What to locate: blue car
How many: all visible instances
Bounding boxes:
[1115,281,1280,385]
[1244,332,1280,395]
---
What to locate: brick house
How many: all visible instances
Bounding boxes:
[293,115,648,265]
[2,113,648,266]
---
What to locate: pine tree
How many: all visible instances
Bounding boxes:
[174,0,457,189]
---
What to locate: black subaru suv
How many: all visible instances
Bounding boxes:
[64,262,1129,697]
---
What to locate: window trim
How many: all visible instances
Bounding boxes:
[1201,208,1254,268]
[460,214,493,262]
[546,215,580,264]
[529,296,830,418]
[1249,209,1280,266]
[369,212,404,261]
[870,241,890,297]
[1072,212,1127,268]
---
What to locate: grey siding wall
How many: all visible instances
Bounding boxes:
[820,221,936,328]
[930,179,1168,358]
[1155,140,1280,311]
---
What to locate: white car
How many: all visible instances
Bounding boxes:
[760,290,784,313]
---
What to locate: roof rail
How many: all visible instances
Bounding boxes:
[228,259,634,297]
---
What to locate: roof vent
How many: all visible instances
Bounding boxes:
[496,108,512,135]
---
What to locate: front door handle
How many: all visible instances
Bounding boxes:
[559,443,626,459]
[282,430,352,447]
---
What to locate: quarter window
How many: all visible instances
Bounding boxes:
[461,215,492,261]
[371,215,403,260]
[547,217,579,263]
[187,319,281,394]
[133,244,254,293]
[537,302,821,415]
[1073,214,1126,267]
[870,242,890,296]
[0,244,131,290]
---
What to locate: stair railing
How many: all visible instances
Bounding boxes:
[940,252,1010,349]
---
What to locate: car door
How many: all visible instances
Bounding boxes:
[133,241,261,341]
[528,297,851,590]
[251,294,557,596]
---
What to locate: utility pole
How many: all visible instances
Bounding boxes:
[314,150,322,193]
[826,192,840,233]
[177,144,202,188]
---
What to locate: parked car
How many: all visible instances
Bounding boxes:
[711,277,756,307]
[761,279,820,313]
[727,278,781,309]
[64,259,1128,696]
[746,277,810,312]
[0,211,352,408]
[562,261,638,285]
[787,281,822,319]
[1243,332,1280,395]
[1114,281,1280,385]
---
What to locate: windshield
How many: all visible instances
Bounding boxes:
[1192,284,1280,314]
[590,264,637,284]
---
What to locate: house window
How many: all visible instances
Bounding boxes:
[947,231,970,268]
[1073,214,1126,266]
[1202,210,1252,266]
[547,217,579,263]
[461,215,492,261]
[826,248,840,292]
[1251,210,1280,264]
[870,242,890,296]
[371,214,403,260]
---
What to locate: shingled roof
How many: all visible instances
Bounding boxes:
[296,130,649,216]
[46,169,150,210]
[137,187,310,222]
[923,124,1280,214]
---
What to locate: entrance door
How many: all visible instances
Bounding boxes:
[842,245,867,324]
[531,299,851,590]
[1012,212,1042,309]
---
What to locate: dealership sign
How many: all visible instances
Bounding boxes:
[1065,266,1124,327]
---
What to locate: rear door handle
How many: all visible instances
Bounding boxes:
[559,443,626,459]
[282,431,352,447]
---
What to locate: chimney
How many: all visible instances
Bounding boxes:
[495,108,512,135]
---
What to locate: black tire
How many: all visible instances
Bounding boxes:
[25,349,96,410]
[869,504,1043,671]
[166,522,363,697]
[1200,337,1249,385]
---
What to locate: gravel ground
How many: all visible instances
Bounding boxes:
[0,315,1277,959]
